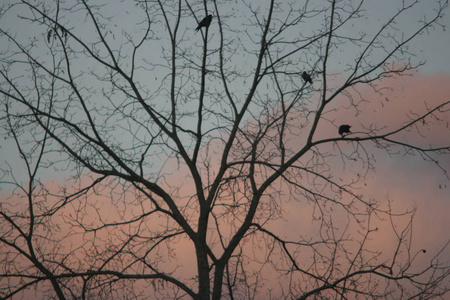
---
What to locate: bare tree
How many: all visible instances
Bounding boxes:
[1,0,449,299]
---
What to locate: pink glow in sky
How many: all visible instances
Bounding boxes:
[1,0,450,298]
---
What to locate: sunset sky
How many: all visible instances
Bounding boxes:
[1,0,450,298]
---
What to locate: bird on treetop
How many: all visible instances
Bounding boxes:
[301,71,312,84]
[196,15,213,32]
[339,125,351,136]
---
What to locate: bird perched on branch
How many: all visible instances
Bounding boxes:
[195,15,213,32]
[338,125,351,136]
[301,71,313,84]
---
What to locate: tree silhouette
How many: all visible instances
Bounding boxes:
[1,0,450,299]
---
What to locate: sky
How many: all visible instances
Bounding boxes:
[364,0,450,73]
[0,0,450,299]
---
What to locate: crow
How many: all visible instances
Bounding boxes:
[196,15,213,32]
[338,125,351,136]
[301,71,312,84]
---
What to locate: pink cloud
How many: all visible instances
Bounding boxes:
[1,71,449,299]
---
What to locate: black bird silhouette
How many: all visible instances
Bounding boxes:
[339,125,351,136]
[196,15,213,31]
[301,71,312,84]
